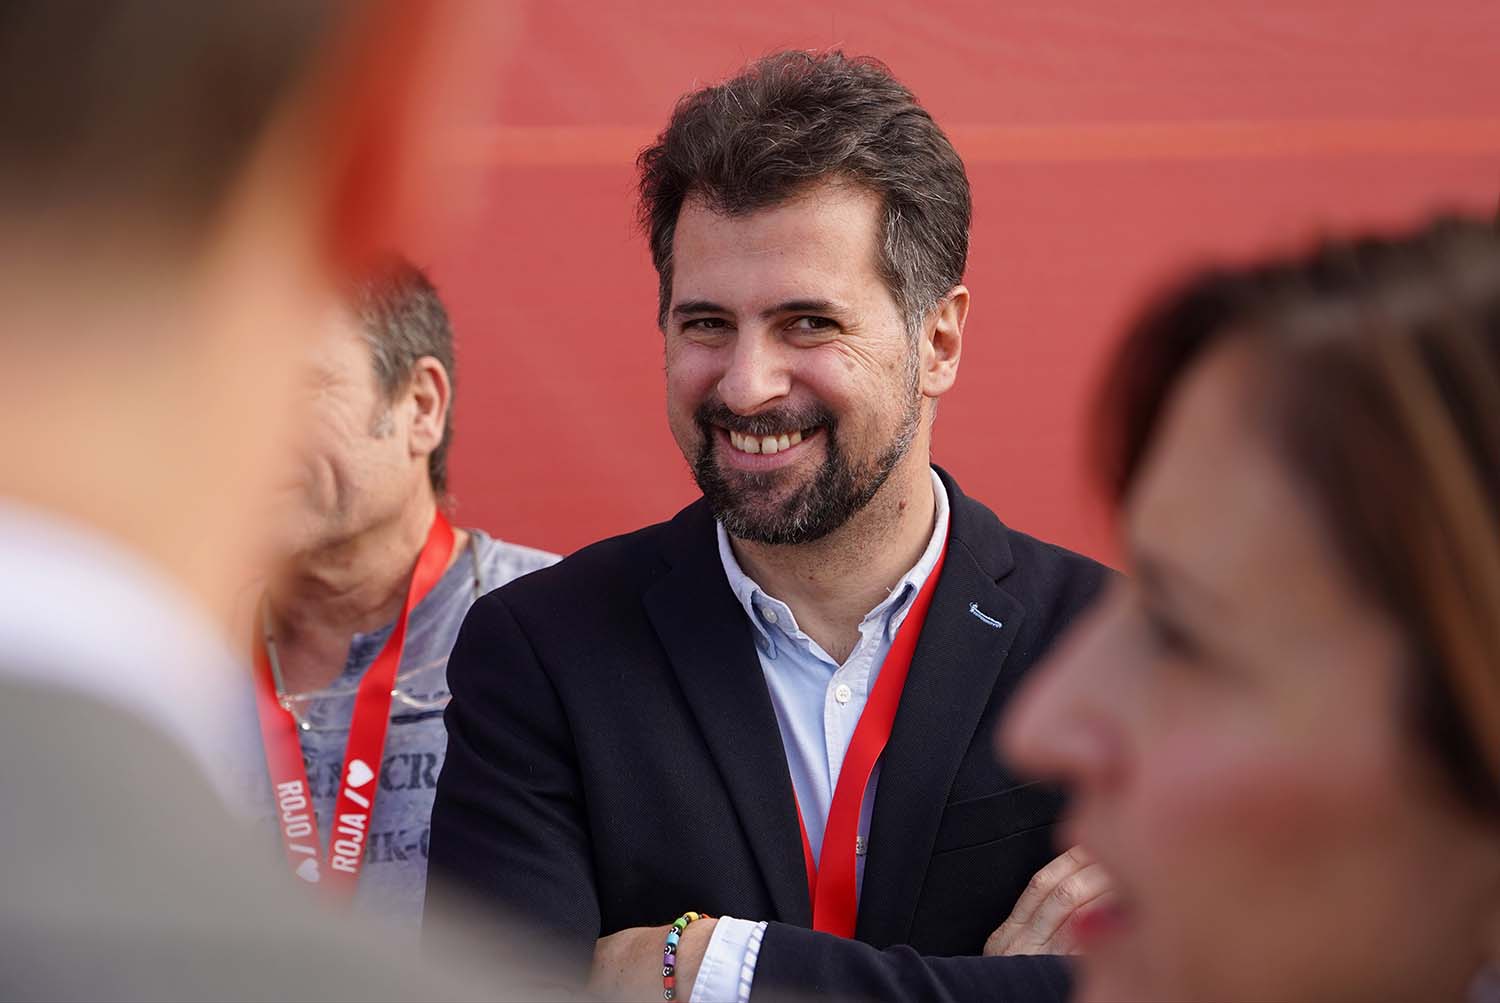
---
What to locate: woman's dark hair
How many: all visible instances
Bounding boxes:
[1099,216,1500,817]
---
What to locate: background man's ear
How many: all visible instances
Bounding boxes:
[407,356,452,456]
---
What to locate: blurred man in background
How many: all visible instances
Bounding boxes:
[245,257,555,926]
[0,2,544,997]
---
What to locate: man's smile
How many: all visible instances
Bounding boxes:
[717,425,822,469]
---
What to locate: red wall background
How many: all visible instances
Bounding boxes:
[415,1,1500,565]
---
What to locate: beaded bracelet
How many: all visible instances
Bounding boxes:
[662,911,712,1001]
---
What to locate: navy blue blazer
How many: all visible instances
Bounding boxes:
[427,468,1110,1001]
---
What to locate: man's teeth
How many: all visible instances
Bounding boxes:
[728,428,806,455]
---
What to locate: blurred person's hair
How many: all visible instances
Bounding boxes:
[1098,216,1500,819]
[0,1,336,242]
[637,50,971,335]
[345,257,457,497]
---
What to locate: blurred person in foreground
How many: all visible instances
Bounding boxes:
[245,257,555,925]
[1003,217,1500,1002]
[0,2,548,998]
[429,50,1111,1003]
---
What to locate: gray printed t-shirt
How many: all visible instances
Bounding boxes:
[240,528,558,928]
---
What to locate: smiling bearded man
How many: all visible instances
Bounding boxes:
[427,51,1112,1003]
[690,324,921,548]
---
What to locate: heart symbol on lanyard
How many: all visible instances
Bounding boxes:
[346,758,376,789]
[295,857,321,883]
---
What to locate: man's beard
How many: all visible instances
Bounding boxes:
[690,376,922,547]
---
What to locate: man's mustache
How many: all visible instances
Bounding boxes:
[693,399,836,438]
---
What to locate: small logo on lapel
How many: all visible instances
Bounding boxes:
[968,602,1004,630]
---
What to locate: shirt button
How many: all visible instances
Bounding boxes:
[834,683,853,705]
[761,607,778,625]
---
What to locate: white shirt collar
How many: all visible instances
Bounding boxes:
[717,467,951,651]
[0,500,252,800]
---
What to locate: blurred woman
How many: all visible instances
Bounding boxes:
[1002,217,1500,1002]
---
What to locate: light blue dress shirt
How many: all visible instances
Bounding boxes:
[692,469,950,1003]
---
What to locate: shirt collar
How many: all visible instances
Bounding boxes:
[716,467,951,650]
[0,500,253,801]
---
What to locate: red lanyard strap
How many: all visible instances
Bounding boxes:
[253,513,456,899]
[794,540,948,938]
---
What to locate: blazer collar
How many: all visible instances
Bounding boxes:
[857,466,1029,946]
[643,499,813,925]
[935,464,1015,581]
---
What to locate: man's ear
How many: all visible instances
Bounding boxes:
[920,285,969,400]
[406,355,451,459]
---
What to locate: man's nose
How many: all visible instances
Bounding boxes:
[717,331,791,415]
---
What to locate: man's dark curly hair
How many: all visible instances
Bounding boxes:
[638,50,971,335]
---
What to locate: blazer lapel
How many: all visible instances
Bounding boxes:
[856,473,1028,947]
[642,502,813,926]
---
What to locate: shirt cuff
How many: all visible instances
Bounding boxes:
[690,916,768,1003]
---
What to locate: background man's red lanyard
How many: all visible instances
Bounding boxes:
[252,513,455,900]
[794,540,948,938]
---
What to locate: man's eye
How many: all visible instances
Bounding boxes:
[683,317,727,331]
[789,316,836,332]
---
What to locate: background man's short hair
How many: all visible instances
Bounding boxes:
[637,50,972,334]
[346,257,457,498]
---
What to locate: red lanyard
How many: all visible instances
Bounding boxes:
[793,540,947,938]
[252,513,455,899]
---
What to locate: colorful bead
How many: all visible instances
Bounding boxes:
[661,912,712,1003]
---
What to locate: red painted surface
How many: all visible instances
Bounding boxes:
[414,2,1500,564]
